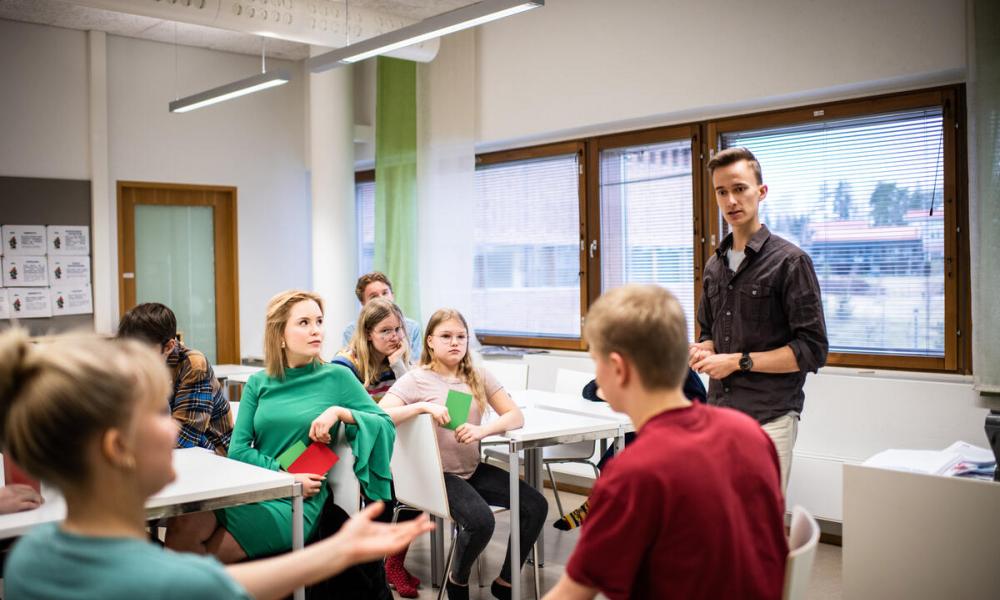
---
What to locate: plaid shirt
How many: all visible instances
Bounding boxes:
[166,343,233,456]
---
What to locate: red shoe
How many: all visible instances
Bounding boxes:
[385,552,419,598]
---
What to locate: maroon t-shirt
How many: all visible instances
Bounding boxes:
[566,402,787,600]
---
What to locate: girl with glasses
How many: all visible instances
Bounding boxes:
[0,328,431,600]
[331,296,420,596]
[380,309,548,600]
[333,296,412,404]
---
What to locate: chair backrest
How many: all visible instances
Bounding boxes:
[327,423,361,515]
[782,505,821,600]
[390,414,450,519]
[484,361,529,391]
[554,368,594,396]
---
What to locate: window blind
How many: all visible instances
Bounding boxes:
[721,107,945,356]
[473,154,581,338]
[600,139,696,341]
[356,179,375,276]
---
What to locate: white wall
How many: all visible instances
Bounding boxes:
[476,0,966,148]
[0,20,89,178]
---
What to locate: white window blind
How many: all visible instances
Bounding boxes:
[721,107,945,356]
[600,140,695,341]
[356,179,375,276]
[473,154,581,338]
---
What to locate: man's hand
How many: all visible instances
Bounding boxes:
[692,352,740,379]
[0,484,43,514]
[688,341,715,367]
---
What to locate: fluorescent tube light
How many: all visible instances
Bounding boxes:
[169,69,292,113]
[307,0,543,73]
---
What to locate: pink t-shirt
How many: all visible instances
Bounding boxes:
[386,366,503,479]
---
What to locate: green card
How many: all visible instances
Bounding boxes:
[444,390,473,430]
[276,440,308,470]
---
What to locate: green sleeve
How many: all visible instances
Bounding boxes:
[330,368,397,501]
[229,376,280,471]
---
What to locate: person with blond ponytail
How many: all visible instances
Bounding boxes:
[0,328,432,600]
[380,309,548,600]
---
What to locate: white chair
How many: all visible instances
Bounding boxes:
[782,505,821,600]
[391,414,540,600]
[328,423,361,515]
[483,361,529,391]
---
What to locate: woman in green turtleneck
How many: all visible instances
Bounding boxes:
[166,290,396,560]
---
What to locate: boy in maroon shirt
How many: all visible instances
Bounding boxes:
[543,285,788,600]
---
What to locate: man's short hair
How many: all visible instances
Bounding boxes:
[707,147,763,185]
[117,302,178,347]
[583,285,689,391]
[354,272,393,303]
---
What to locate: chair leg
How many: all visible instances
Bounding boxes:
[477,553,484,587]
[545,463,564,517]
[531,542,541,600]
[590,461,601,478]
[437,525,460,600]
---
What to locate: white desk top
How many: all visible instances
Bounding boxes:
[510,389,634,431]
[226,368,264,384]
[484,406,623,446]
[214,364,264,379]
[0,448,296,540]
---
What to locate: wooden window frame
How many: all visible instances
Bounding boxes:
[704,86,970,373]
[475,140,588,350]
[470,85,970,373]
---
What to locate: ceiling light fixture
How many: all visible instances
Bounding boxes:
[307,0,544,73]
[170,38,291,113]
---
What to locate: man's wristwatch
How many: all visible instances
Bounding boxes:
[739,352,753,372]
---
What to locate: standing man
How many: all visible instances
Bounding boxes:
[342,272,423,361]
[117,303,233,456]
[690,147,828,492]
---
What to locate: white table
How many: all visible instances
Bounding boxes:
[510,389,635,433]
[213,365,264,402]
[0,448,307,600]
[480,406,629,600]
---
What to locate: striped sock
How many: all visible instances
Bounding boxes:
[552,500,589,531]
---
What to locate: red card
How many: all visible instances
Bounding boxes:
[287,442,339,475]
[3,454,40,493]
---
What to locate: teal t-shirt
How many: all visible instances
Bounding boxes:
[5,523,250,600]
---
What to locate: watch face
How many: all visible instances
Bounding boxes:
[740,355,752,371]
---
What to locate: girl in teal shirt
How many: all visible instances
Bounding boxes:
[0,325,430,599]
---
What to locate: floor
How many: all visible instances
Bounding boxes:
[394,488,843,600]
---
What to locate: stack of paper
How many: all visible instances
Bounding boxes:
[941,441,996,478]
[863,449,962,475]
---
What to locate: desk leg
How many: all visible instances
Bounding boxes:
[526,448,544,567]
[431,515,445,587]
[292,482,305,600]
[614,426,625,455]
[509,442,521,600]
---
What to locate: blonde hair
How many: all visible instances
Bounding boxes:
[264,290,326,379]
[347,297,411,388]
[0,328,170,491]
[584,285,689,391]
[421,309,486,414]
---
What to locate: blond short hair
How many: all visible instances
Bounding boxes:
[264,290,326,379]
[583,285,689,391]
[0,328,170,491]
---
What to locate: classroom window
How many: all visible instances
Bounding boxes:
[472,147,583,342]
[355,172,375,277]
[599,138,697,341]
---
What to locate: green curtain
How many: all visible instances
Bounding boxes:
[374,57,419,319]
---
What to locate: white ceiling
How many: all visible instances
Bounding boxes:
[0,0,477,61]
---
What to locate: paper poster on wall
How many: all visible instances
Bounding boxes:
[46,225,90,256]
[2,256,49,287]
[8,288,52,319]
[0,289,8,320]
[48,256,91,284]
[1,226,47,256]
[49,284,93,316]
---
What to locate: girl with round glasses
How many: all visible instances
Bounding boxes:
[380,309,548,600]
[333,296,412,403]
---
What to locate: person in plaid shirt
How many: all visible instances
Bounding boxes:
[117,303,233,455]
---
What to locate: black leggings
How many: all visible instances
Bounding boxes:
[444,462,548,584]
